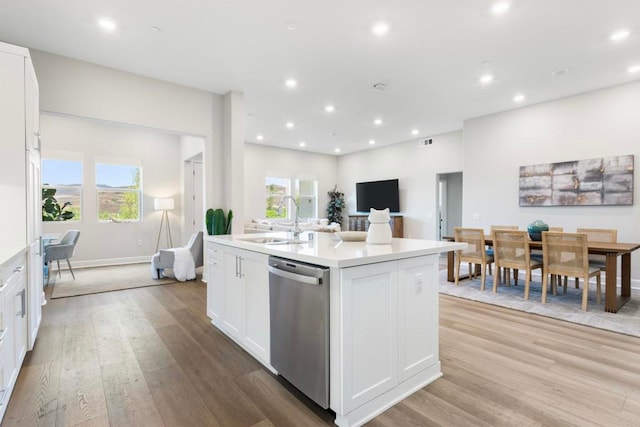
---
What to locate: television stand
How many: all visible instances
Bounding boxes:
[348,215,404,238]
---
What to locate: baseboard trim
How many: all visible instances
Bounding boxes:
[51,256,150,270]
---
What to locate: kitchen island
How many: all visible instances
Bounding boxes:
[204,231,464,427]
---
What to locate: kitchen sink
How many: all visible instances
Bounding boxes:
[239,237,310,245]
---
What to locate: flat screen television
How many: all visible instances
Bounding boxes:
[356,179,400,213]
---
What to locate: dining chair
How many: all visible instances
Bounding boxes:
[44,229,81,286]
[531,226,563,282]
[492,230,542,299]
[541,231,602,311]
[454,227,494,290]
[575,228,617,289]
[488,225,518,280]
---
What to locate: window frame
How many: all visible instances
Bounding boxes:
[41,151,84,222]
[96,157,143,222]
[265,176,291,220]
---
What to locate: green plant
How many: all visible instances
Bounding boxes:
[326,185,345,225]
[42,188,75,221]
[206,208,233,235]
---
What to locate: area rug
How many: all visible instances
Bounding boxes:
[439,266,640,338]
[50,263,178,299]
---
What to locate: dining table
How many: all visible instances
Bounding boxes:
[443,235,640,313]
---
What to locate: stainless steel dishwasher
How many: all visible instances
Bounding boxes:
[268,256,330,409]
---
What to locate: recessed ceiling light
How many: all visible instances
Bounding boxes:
[479,74,494,85]
[151,25,162,32]
[371,22,389,36]
[334,148,341,153]
[374,118,383,125]
[490,2,511,15]
[411,129,419,136]
[98,18,117,32]
[325,105,335,113]
[610,29,631,42]
[373,83,387,91]
[286,22,297,31]
[513,94,525,103]
[628,64,640,74]
[286,122,294,129]
[285,79,297,88]
[299,141,306,147]
[256,134,264,141]
[369,139,376,145]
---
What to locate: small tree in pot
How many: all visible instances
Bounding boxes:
[42,188,75,221]
[326,185,345,226]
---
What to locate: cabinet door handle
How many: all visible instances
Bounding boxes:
[0,388,6,407]
[0,282,7,293]
[17,288,26,317]
[0,328,7,342]
[235,255,239,278]
[13,265,25,274]
[239,257,244,278]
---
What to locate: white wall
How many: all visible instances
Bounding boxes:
[338,131,464,239]
[463,80,640,280]
[42,114,183,266]
[30,50,226,212]
[244,143,339,223]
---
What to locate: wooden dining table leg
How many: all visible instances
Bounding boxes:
[621,252,632,298]
[447,250,455,282]
[604,253,618,313]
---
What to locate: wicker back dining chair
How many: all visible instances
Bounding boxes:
[492,230,542,299]
[541,231,602,311]
[575,228,617,288]
[454,227,494,290]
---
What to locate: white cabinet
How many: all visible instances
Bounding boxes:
[0,250,28,420]
[205,242,270,366]
[397,256,439,382]
[222,247,245,341]
[241,252,270,361]
[205,243,223,326]
[0,45,27,251]
[0,41,41,423]
[339,262,399,413]
[335,255,441,424]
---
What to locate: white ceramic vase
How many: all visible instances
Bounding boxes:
[366,208,392,244]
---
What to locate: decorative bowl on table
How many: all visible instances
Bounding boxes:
[527,220,549,241]
[335,231,368,242]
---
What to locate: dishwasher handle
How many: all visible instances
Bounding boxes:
[268,265,322,286]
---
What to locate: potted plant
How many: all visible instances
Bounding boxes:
[42,188,75,221]
[327,185,345,226]
[206,208,233,235]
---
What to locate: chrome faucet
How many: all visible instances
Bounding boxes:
[277,195,302,238]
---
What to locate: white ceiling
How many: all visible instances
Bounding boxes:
[1,0,639,155]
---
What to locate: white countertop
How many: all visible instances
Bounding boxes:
[207,231,465,268]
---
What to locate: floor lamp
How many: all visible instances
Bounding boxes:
[154,198,174,252]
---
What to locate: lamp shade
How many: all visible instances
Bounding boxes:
[154,197,175,211]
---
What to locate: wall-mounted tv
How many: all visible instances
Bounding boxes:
[356,179,400,213]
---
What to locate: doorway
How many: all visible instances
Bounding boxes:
[436,172,462,240]
[184,156,204,240]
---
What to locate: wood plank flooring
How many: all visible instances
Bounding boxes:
[4,280,640,426]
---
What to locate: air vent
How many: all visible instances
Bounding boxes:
[419,138,433,147]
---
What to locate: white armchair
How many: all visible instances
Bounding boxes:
[151,231,203,280]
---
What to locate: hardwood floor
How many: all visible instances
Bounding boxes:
[4,280,640,426]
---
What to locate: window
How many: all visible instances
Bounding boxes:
[265,177,290,219]
[296,178,317,220]
[42,158,82,221]
[96,162,142,221]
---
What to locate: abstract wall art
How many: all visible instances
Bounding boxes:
[519,155,634,206]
